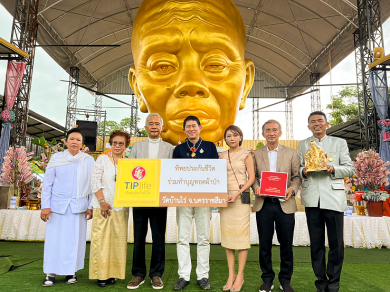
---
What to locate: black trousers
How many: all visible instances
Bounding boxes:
[305,207,344,292]
[132,207,167,279]
[256,199,295,285]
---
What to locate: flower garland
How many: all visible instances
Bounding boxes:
[378,119,390,133]
[99,145,132,158]
[1,109,16,125]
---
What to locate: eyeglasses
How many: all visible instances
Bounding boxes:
[112,142,125,146]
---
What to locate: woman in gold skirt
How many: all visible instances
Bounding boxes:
[89,130,131,287]
[219,125,255,292]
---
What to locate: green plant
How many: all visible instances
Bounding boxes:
[256,142,264,149]
[31,137,62,172]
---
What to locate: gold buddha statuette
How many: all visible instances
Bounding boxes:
[304,141,327,172]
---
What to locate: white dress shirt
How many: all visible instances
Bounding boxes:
[267,145,279,172]
[148,138,160,159]
[41,161,93,213]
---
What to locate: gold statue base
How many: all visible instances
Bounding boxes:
[22,199,41,210]
[354,205,366,216]
[306,168,327,172]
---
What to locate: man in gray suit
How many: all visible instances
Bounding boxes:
[252,120,301,292]
[127,113,175,290]
[298,111,355,292]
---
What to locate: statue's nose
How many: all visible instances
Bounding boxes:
[174,68,210,99]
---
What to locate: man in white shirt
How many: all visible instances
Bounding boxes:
[252,120,301,292]
[127,113,174,290]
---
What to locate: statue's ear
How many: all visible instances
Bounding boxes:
[129,66,148,113]
[239,59,255,110]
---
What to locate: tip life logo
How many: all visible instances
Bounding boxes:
[126,166,151,191]
[132,166,146,180]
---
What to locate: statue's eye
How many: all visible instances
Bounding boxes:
[204,65,226,72]
[154,64,176,75]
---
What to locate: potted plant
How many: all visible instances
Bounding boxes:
[350,150,390,217]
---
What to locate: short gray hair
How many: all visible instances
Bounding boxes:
[145,113,163,126]
[262,119,282,133]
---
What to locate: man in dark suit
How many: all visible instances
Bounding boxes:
[252,120,301,292]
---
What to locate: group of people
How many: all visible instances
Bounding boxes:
[40,111,355,292]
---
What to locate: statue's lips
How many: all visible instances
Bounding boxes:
[167,110,218,130]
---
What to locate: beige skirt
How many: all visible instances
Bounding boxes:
[89,208,129,280]
[220,191,251,250]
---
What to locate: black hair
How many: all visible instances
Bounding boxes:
[224,125,243,146]
[65,128,85,144]
[183,116,201,129]
[308,111,327,123]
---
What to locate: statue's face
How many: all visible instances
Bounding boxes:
[129,0,254,144]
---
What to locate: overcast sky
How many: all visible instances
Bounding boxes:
[0,4,389,141]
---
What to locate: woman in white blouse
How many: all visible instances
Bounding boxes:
[89,130,131,287]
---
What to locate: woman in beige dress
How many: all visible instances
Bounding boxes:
[219,125,255,292]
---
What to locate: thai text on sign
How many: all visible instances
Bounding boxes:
[114,159,228,207]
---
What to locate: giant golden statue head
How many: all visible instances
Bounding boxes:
[129,0,255,144]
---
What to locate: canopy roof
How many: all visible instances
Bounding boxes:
[1,0,390,97]
[326,117,361,150]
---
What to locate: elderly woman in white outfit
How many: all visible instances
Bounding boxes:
[40,128,95,286]
[89,130,131,288]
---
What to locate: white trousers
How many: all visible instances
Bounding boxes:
[176,207,211,281]
[43,205,87,275]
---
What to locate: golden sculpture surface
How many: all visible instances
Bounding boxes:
[129,0,255,145]
[305,141,327,171]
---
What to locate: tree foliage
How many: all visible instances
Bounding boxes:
[98,117,147,137]
[326,86,359,126]
[137,129,148,137]
[98,120,121,136]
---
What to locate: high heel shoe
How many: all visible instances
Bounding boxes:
[222,277,236,291]
[222,285,232,291]
[230,280,244,292]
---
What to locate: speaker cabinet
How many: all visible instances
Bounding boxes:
[75,120,97,152]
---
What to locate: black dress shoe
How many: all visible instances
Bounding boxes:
[65,275,77,284]
[107,278,117,285]
[97,280,107,287]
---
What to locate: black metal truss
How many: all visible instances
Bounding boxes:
[354,0,384,151]
[9,0,39,146]
[252,95,260,140]
[65,67,80,132]
[129,94,138,137]
[310,73,321,112]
